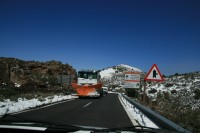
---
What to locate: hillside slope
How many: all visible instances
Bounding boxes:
[0,57,76,89]
[143,72,200,132]
[146,72,200,110]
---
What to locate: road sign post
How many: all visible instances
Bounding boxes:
[143,80,147,103]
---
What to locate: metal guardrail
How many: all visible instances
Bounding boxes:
[121,94,191,133]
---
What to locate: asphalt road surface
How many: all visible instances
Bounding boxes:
[1,93,133,128]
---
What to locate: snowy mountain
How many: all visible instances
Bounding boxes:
[99,67,116,78]
[100,64,142,78]
[117,64,142,72]
[100,64,142,87]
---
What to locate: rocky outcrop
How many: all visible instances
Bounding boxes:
[0,57,76,89]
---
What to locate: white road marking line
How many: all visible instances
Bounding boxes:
[83,102,92,108]
[0,125,47,131]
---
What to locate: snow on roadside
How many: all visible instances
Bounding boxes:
[119,94,158,128]
[0,94,77,116]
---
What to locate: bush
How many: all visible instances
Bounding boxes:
[0,87,21,101]
[194,89,200,99]
[0,88,18,97]
[148,88,157,94]
[165,83,174,87]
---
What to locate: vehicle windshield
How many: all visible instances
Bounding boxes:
[78,72,97,79]
[0,0,198,133]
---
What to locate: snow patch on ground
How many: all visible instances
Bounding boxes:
[0,95,76,116]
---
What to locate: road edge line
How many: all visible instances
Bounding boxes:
[118,94,139,126]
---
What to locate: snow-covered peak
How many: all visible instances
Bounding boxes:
[100,64,142,79]
[117,64,142,72]
[100,67,116,78]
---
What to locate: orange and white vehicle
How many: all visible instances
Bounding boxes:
[72,70,103,98]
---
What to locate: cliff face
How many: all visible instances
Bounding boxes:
[0,57,76,89]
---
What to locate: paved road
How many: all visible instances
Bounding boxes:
[1,93,133,128]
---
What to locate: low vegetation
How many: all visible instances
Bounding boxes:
[0,83,76,102]
[135,72,200,133]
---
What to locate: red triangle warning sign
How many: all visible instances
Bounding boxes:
[144,64,164,82]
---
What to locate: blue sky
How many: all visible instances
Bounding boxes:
[0,0,200,75]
